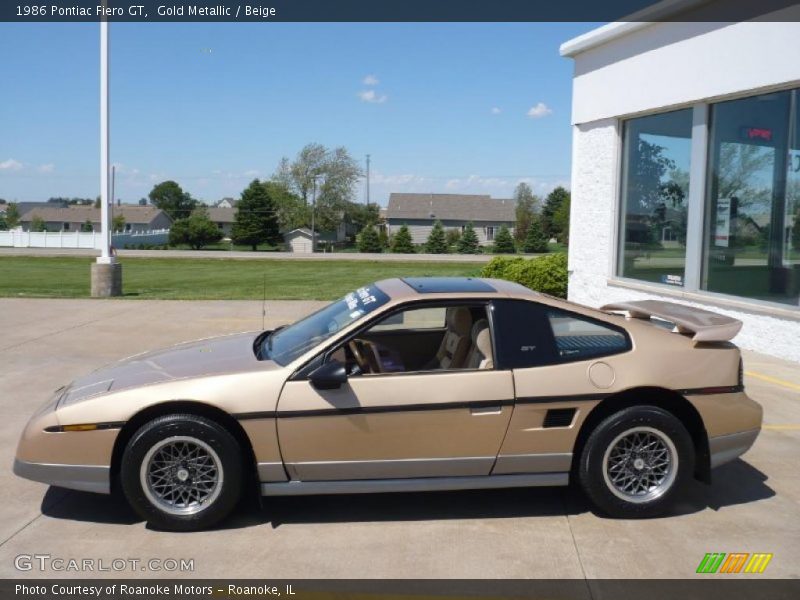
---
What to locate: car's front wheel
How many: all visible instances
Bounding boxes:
[120,414,243,531]
[578,405,694,518]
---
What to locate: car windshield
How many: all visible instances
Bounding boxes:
[262,284,391,366]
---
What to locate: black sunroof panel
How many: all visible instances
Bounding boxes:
[401,277,497,294]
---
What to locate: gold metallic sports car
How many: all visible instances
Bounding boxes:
[14,277,762,530]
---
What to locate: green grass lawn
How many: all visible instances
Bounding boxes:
[0,257,482,300]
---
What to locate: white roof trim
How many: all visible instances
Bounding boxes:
[559,0,711,57]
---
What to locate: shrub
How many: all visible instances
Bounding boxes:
[425,220,448,254]
[457,222,481,254]
[445,228,461,251]
[357,224,382,253]
[492,225,516,254]
[169,207,223,250]
[523,216,549,253]
[480,253,568,298]
[390,224,415,253]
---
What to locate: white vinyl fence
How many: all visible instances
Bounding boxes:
[0,229,170,250]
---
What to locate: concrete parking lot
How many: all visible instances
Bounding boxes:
[0,298,797,579]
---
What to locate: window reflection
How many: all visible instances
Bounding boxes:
[703,90,800,305]
[619,109,693,286]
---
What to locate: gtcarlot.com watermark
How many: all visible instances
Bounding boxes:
[14,553,194,573]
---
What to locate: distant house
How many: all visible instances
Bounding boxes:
[386,193,515,246]
[206,206,236,237]
[215,197,237,209]
[19,205,172,233]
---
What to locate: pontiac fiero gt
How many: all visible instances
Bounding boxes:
[14,277,761,530]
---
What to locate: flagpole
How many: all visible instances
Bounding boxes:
[91,2,122,296]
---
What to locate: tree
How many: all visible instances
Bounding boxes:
[30,215,48,232]
[232,179,281,251]
[275,144,364,233]
[169,207,223,250]
[288,143,328,205]
[112,214,126,232]
[424,220,448,254]
[523,216,549,253]
[513,183,538,243]
[390,224,415,253]
[542,186,570,240]
[80,219,94,232]
[5,202,20,228]
[457,223,481,254]
[357,224,382,253]
[378,227,389,249]
[0,214,6,230]
[94,196,101,208]
[148,180,197,220]
[493,225,516,254]
[266,181,310,232]
[552,195,571,244]
[445,228,461,251]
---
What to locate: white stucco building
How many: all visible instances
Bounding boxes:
[561,0,800,362]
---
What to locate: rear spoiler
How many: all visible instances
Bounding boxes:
[601,300,742,343]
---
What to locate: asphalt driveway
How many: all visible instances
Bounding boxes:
[0,298,797,579]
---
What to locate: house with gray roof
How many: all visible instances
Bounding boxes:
[386,193,515,246]
[19,204,171,233]
[205,206,236,237]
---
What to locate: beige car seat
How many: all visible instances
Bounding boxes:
[423,307,473,370]
[465,319,494,369]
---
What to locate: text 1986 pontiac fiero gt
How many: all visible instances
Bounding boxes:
[15,277,762,530]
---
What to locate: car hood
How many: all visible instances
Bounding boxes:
[60,332,276,406]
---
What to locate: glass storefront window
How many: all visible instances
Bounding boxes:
[702,90,800,306]
[618,109,693,286]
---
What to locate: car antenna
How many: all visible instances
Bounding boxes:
[261,272,267,331]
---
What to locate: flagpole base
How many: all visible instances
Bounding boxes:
[91,262,122,297]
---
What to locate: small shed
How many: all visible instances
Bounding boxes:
[284,228,315,253]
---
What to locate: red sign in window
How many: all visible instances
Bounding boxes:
[742,127,773,142]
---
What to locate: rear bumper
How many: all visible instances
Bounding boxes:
[708,428,760,468]
[13,459,110,494]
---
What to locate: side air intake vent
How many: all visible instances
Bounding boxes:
[543,408,576,428]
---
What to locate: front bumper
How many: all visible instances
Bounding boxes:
[708,428,760,469]
[13,459,110,494]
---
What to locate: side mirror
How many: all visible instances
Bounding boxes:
[309,360,348,390]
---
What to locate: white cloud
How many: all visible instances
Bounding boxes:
[37,163,55,173]
[527,102,553,119]
[358,89,388,104]
[243,169,260,177]
[362,74,379,86]
[490,107,502,115]
[0,158,23,171]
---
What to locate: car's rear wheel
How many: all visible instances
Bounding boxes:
[120,414,243,531]
[578,405,694,518]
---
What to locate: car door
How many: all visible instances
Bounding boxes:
[490,299,633,476]
[276,302,515,481]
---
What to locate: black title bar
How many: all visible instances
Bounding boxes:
[2,0,800,23]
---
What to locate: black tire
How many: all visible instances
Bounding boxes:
[120,414,243,531]
[578,405,694,518]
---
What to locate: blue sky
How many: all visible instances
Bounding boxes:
[0,22,598,205]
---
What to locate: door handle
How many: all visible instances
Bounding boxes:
[470,405,503,415]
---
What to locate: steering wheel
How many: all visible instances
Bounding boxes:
[360,340,383,374]
[348,340,370,373]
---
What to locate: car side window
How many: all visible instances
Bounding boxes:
[546,309,631,361]
[491,300,631,368]
[337,304,493,376]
